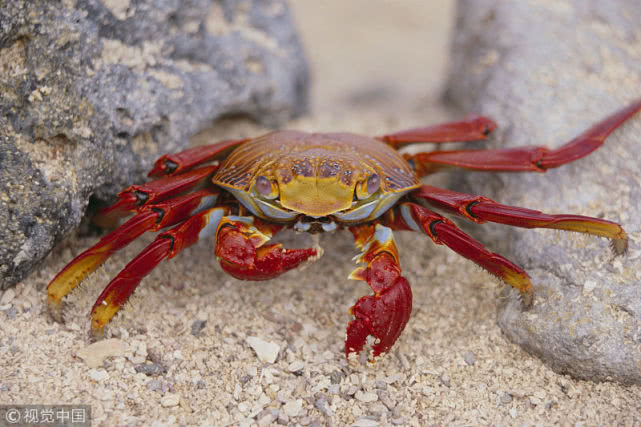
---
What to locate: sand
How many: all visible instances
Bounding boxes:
[2,1,641,426]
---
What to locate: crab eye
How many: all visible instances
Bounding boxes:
[367,174,380,195]
[355,173,381,200]
[255,176,279,199]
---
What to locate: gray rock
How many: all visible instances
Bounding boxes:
[0,0,308,289]
[446,0,641,384]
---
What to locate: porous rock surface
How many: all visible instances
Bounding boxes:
[447,0,641,384]
[0,0,308,289]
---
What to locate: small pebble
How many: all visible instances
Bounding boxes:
[135,363,168,376]
[330,370,345,384]
[5,307,18,320]
[278,412,290,425]
[246,336,280,363]
[314,396,333,417]
[439,374,451,387]
[500,392,513,404]
[352,418,378,427]
[87,369,108,382]
[355,391,378,403]
[463,351,476,366]
[288,361,305,373]
[146,380,163,392]
[0,289,15,305]
[191,319,206,336]
[76,339,127,368]
[377,390,395,410]
[282,399,303,417]
[161,393,180,407]
[258,413,275,427]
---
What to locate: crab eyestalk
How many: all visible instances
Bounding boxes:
[355,174,380,200]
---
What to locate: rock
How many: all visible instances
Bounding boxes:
[87,368,109,382]
[0,289,15,305]
[282,399,302,418]
[134,363,168,377]
[462,351,476,366]
[246,336,280,363]
[446,0,641,384]
[0,0,309,290]
[160,393,180,408]
[75,338,128,368]
[191,319,207,337]
[355,391,378,403]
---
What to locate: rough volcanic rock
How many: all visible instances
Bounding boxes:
[0,0,308,289]
[446,0,641,384]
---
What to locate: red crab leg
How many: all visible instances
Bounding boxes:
[147,138,248,177]
[390,202,534,306]
[215,216,320,280]
[47,189,221,320]
[95,165,217,226]
[345,223,412,360]
[90,212,320,334]
[90,205,231,334]
[406,98,641,176]
[377,115,497,148]
[413,185,628,255]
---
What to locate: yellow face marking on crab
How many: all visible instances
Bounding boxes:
[278,174,355,217]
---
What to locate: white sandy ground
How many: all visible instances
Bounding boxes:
[2,1,641,426]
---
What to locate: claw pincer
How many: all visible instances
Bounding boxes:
[215,217,319,280]
[346,224,412,359]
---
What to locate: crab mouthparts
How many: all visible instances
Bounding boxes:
[294,216,338,233]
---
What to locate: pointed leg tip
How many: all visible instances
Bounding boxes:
[47,296,64,323]
[611,236,628,256]
[89,321,106,342]
[520,289,534,310]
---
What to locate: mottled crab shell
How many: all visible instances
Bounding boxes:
[212,130,420,220]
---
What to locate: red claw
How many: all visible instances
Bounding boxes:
[346,266,412,358]
[346,225,413,360]
[215,223,318,281]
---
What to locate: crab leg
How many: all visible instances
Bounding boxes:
[95,165,217,225]
[377,115,497,148]
[413,185,628,255]
[390,202,534,306]
[215,217,320,280]
[345,223,412,359]
[148,138,248,177]
[406,98,641,176]
[90,205,231,334]
[47,189,220,320]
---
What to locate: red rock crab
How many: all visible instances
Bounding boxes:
[48,99,641,359]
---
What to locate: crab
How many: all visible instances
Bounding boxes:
[47,98,641,360]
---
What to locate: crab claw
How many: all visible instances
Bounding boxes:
[346,253,412,359]
[215,220,319,280]
[346,224,413,359]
